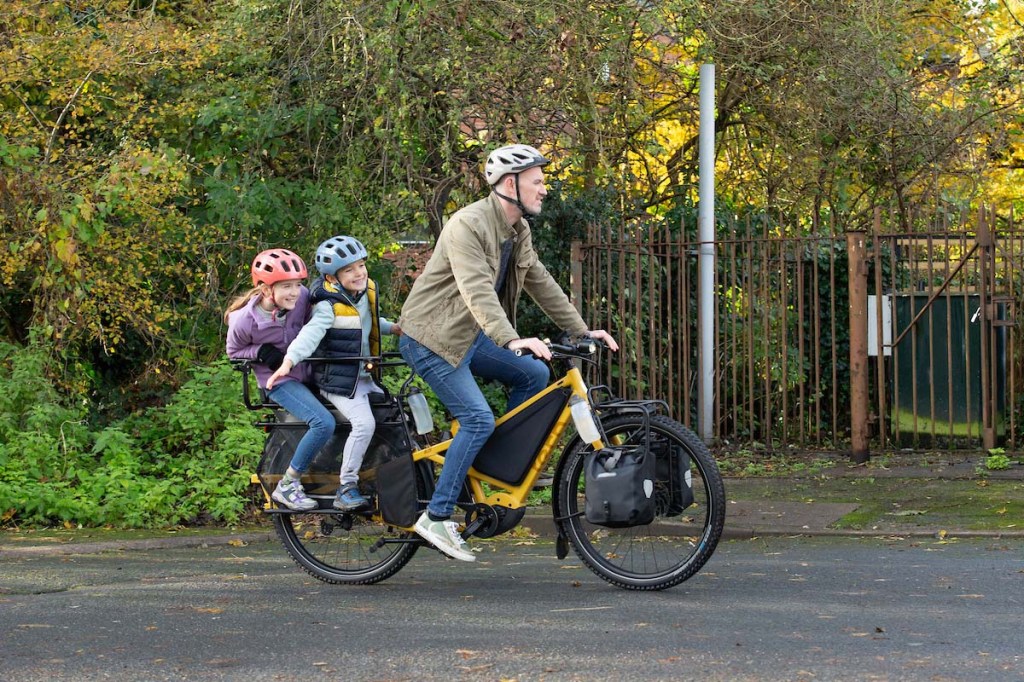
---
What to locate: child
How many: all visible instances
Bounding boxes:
[225,249,335,512]
[266,235,401,511]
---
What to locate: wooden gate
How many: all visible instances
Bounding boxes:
[571,209,1022,453]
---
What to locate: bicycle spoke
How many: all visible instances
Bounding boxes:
[557,413,725,590]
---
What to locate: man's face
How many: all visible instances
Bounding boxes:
[512,165,547,216]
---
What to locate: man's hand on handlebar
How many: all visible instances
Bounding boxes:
[587,329,619,352]
[507,337,553,361]
[509,329,618,359]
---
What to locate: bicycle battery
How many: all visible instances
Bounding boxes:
[584,445,656,528]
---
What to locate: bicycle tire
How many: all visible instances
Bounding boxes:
[554,413,726,591]
[272,462,432,585]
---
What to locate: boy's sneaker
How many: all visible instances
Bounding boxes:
[272,478,317,511]
[413,512,475,562]
[333,484,369,512]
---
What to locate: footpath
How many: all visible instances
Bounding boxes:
[2,454,1022,557]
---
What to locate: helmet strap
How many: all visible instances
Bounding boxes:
[326,275,366,303]
[258,283,283,317]
[493,174,528,218]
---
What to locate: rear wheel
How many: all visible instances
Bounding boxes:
[272,463,433,585]
[555,413,726,590]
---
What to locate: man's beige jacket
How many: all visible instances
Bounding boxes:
[399,193,587,367]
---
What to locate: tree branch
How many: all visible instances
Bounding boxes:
[4,86,47,132]
[44,70,94,164]
[1002,0,1024,30]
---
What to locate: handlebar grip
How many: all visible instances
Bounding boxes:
[514,339,599,358]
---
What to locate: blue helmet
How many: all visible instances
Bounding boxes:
[314,235,368,276]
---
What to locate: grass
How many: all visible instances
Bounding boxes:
[725,476,1024,532]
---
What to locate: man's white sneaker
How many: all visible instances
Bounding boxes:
[413,512,475,562]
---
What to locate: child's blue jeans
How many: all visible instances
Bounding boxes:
[268,379,335,474]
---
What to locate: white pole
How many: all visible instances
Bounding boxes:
[698,63,716,444]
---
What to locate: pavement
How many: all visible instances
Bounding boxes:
[2,457,1022,557]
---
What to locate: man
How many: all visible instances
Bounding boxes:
[398,143,619,562]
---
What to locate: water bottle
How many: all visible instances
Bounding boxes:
[569,395,601,443]
[407,388,434,435]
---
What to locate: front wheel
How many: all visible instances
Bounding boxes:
[554,413,726,590]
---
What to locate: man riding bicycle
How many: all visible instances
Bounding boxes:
[398,143,618,562]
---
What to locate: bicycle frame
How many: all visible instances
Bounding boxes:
[410,364,604,518]
[239,350,608,527]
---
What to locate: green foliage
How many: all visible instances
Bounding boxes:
[0,339,260,528]
[0,1,235,399]
[983,449,1012,471]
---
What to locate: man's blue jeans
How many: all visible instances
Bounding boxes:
[399,332,550,518]
[268,379,335,474]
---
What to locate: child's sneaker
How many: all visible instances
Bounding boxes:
[413,512,475,562]
[333,483,369,512]
[272,477,317,511]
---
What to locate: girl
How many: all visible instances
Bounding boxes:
[266,235,401,512]
[225,249,334,511]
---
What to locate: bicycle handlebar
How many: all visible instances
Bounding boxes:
[513,337,603,359]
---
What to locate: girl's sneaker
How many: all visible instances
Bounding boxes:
[272,478,317,511]
[333,484,369,511]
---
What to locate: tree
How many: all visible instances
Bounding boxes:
[0,1,234,396]
[679,0,1024,226]
[239,0,697,237]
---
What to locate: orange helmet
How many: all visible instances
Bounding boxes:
[250,249,308,286]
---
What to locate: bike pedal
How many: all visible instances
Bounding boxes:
[461,518,486,538]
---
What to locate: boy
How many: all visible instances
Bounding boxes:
[267,235,401,511]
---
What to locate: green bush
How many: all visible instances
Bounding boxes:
[984,450,1012,471]
[0,338,261,528]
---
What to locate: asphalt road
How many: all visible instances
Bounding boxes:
[1,536,1022,681]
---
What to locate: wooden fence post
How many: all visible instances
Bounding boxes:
[570,240,583,316]
[847,230,870,463]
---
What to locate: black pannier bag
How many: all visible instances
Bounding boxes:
[653,437,695,515]
[373,453,420,527]
[257,394,416,513]
[584,445,656,528]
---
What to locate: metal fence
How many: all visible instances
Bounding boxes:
[572,208,1023,453]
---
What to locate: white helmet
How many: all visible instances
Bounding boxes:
[485,144,549,186]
